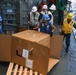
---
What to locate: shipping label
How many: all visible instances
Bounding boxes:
[22,49,29,58]
[26,59,33,69]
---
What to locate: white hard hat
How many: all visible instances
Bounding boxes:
[49,4,56,10]
[31,6,37,12]
[42,5,48,9]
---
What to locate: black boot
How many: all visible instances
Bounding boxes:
[66,46,68,52]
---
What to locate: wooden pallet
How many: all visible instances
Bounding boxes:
[6,58,59,75]
[6,62,42,75]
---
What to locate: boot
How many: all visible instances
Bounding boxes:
[66,46,68,52]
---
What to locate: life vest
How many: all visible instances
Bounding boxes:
[30,12,40,26]
[40,21,52,34]
[62,18,74,34]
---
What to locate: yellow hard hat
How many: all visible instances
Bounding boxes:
[67,13,74,19]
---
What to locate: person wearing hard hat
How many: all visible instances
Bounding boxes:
[59,13,76,52]
[28,6,40,30]
[39,5,52,24]
[38,14,56,37]
[39,5,48,22]
[38,0,47,12]
[49,4,56,25]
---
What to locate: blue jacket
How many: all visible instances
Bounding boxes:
[40,21,52,34]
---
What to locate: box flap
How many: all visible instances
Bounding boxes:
[48,58,59,72]
[0,34,11,62]
[50,35,63,58]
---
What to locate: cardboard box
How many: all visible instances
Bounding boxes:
[50,35,63,58]
[11,30,63,74]
[48,58,59,72]
[11,30,51,75]
[0,34,11,62]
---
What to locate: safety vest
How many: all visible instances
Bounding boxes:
[40,22,52,34]
[62,18,74,34]
[30,12,40,26]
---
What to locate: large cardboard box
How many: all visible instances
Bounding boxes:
[11,30,51,75]
[0,34,11,61]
